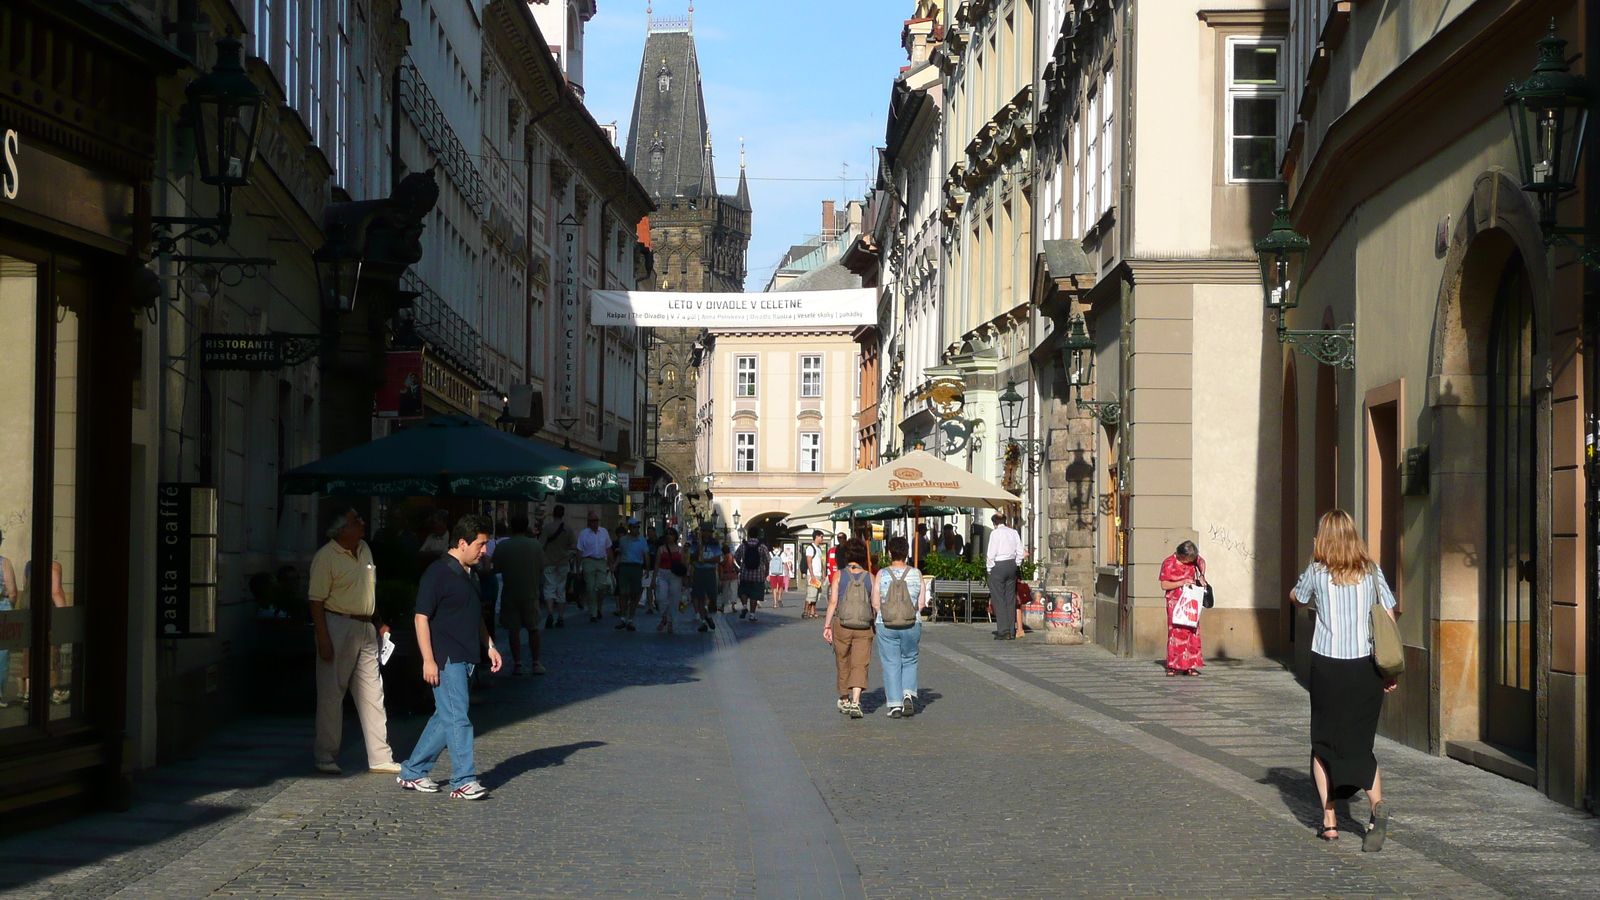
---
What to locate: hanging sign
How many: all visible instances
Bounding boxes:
[200,333,324,370]
[156,484,218,636]
[560,215,579,418]
[590,288,877,328]
[376,350,425,418]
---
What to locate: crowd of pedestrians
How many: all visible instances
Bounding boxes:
[301,498,1402,851]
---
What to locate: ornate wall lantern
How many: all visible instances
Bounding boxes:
[188,34,264,189]
[1505,20,1598,267]
[153,33,264,254]
[314,221,363,314]
[1254,209,1355,368]
[997,380,1024,433]
[1057,315,1120,424]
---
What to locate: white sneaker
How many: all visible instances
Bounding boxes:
[314,760,342,775]
[450,781,489,800]
[397,775,441,793]
[368,762,402,774]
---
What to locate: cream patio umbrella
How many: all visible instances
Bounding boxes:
[819,449,1021,566]
[781,468,874,528]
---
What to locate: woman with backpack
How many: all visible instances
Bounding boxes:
[876,536,924,718]
[822,538,877,719]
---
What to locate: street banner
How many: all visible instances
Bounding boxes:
[590,288,876,328]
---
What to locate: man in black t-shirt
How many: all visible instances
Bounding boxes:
[397,514,503,800]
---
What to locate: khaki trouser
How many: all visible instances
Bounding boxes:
[832,625,874,694]
[582,557,610,617]
[314,613,393,767]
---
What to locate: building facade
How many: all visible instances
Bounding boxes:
[1281,0,1592,808]
[2,0,649,829]
[695,248,863,542]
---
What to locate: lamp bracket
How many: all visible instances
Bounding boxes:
[1277,323,1356,369]
[1075,399,1122,426]
[170,254,276,288]
[152,212,234,257]
[1542,226,1600,271]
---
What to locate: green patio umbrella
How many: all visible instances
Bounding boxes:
[283,414,620,501]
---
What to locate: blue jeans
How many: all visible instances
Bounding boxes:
[401,661,476,788]
[877,620,921,704]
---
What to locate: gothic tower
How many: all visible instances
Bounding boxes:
[626,8,751,496]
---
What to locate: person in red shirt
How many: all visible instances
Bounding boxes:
[828,532,846,581]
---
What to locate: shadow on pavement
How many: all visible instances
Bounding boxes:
[481,740,608,788]
[1261,764,1369,833]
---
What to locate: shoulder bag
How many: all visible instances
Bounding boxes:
[1369,575,1405,679]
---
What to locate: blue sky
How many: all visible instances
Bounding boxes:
[580,1,915,290]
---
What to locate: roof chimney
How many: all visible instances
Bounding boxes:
[822,200,836,240]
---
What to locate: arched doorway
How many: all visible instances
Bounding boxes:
[1484,257,1536,754]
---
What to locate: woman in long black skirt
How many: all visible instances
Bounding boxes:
[1291,509,1400,851]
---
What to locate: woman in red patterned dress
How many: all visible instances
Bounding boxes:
[1158,541,1207,676]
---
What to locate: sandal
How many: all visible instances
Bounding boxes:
[1318,826,1339,841]
[1362,801,1389,853]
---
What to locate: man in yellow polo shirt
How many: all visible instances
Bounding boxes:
[309,509,399,775]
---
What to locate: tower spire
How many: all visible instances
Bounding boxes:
[735,137,750,208]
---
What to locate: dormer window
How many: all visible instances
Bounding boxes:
[657,62,672,93]
[649,137,666,175]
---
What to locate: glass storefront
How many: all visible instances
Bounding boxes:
[0,252,89,734]
[0,255,37,732]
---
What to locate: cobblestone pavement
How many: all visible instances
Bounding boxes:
[1,598,1597,899]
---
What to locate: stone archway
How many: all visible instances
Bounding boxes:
[1426,167,1552,762]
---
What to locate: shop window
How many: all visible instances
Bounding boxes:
[0,256,36,731]
[49,268,87,723]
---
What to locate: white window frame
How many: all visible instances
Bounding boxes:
[1098,67,1115,215]
[799,432,821,473]
[1070,117,1081,238]
[736,355,757,398]
[735,432,757,473]
[1225,37,1287,184]
[1084,94,1099,229]
[800,354,823,398]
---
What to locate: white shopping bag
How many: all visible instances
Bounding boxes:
[1172,585,1203,629]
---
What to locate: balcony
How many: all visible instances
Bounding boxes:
[396,270,486,388]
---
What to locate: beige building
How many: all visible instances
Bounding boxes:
[1281,0,1592,807]
[694,253,862,541]
[1018,0,1289,658]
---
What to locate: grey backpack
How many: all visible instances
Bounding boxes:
[880,568,918,628]
[837,569,875,629]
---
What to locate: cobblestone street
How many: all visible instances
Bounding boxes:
[3,599,1598,899]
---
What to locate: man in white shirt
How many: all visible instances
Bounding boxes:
[576,512,614,623]
[986,512,1027,640]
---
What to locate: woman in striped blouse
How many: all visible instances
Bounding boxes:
[1291,509,1399,851]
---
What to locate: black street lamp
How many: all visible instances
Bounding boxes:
[1057,315,1120,425]
[153,33,264,254]
[731,509,742,540]
[188,33,264,190]
[998,381,1024,434]
[495,396,516,432]
[1505,20,1598,267]
[314,220,363,315]
[1254,207,1355,368]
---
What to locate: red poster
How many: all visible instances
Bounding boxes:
[377,351,424,418]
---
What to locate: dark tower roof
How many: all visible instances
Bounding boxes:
[626,26,716,200]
